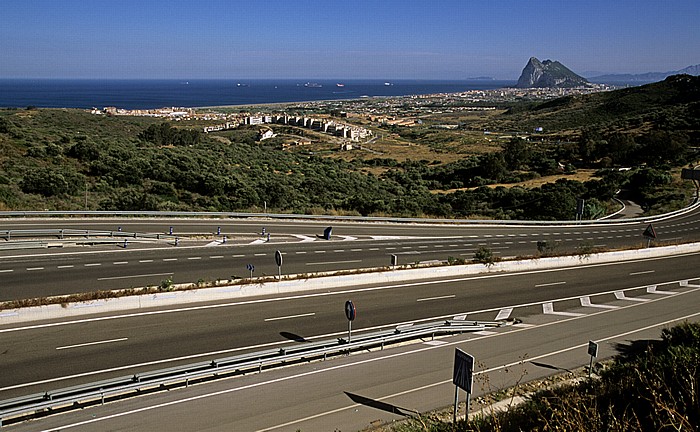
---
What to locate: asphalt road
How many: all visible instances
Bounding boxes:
[6,267,700,431]
[1,210,699,301]
[1,251,698,398]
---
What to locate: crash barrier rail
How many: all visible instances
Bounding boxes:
[0,196,698,227]
[0,229,178,244]
[0,319,503,426]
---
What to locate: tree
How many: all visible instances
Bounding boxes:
[502,138,532,170]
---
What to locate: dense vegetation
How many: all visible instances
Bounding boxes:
[0,75,697,219]
[392,321,700,431]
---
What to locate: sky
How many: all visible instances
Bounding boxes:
[1,0,698,80]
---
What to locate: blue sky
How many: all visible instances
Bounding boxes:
[1,0,698,79]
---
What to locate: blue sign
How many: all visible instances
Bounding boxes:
[345,300,356,321]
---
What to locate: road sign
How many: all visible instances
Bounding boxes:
[588,340,599,378]
[453,348,474,393]
[323,227,333,240]
[588,340,599,358]
[344,300,356,321]
[391,254,398,266]
[274,250,283,267]
[642,224,656,239]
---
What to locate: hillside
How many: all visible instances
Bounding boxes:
[497,74,700,136]
[0,77,696,219]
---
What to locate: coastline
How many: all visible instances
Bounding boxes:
[0,79,515,110]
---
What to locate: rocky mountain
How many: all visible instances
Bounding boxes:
[589,64,700,84]
[516,57,589,88]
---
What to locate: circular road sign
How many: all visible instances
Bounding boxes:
[345,300,356,321]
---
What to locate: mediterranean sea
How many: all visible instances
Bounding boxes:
[0,79,515,110]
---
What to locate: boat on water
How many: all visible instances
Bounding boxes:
[336,83,345,87]
[236,83,249,87]
[384,82,392,86]
[304,82,322,88]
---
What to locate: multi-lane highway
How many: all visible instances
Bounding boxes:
[1,206,700,301]
[2,205,700,430]
[1,250,699,430]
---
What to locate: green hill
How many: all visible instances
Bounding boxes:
[499,74,700,136]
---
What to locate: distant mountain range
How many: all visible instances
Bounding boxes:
[588,64,700,84]
[515,57,589,88]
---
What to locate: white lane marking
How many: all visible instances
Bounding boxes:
[646,285,677,295]
[113,261,129,265]
[84,263,101,267]
[306,260,362,266]
[614,291,649,302]
[233,254,245,258]
[416,294,456,302]
[630,270,655,276]
[580,296,619,309]
[57,265,74,269]
[350,249,362,252]
[423,340,447,346]
[314,250,326,254]
[339,236,358,241]
[291,234,316,242]
[138,260,153,263]
[56,337,128,351]
[0,269,13,273]
[187,257,202,260]
[26,267,44,271]
[535,281,566,287]
[163,258,177,262]
[264,313,315,322]
[254,253,267,256]
[495,308,513,320]
[542,302,584,316]
[97,272,174,281]
[295,251,307,254]
[368,248,380,251]
[333,249,345,253]
[210,256,224,259]
[473,330,497,336]
[47,307,700,432]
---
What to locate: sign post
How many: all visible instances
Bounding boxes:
[274,250,283,280]
[453,348,474,424]
[588,340,598,378]
[344,300,356,343]
[642,224,656,248]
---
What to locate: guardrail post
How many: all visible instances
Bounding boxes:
[100,388,104,405]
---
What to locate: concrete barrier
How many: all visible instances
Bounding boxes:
[2,242,699,325]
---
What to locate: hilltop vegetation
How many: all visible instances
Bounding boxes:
[0,76,697,219]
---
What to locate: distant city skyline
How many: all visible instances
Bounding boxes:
[1,0,698,80]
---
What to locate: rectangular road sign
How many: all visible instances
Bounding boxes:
[588,340,599,358]
[453,348,474,393]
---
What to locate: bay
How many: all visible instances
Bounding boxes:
[0,79,514,110]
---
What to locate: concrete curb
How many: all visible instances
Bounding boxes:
[2,243,699,325]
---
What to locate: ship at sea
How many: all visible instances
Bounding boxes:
[336,83,345,87]
[304,82,322,88]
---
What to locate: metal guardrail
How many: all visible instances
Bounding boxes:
[0,319,503,426]
[0,196,698,227]
[0,229,177,244]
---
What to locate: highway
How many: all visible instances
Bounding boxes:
[2,252,699,431]
[1,208,700,301]
[1,250,700,429]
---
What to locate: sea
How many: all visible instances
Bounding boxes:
[0,79,515,110]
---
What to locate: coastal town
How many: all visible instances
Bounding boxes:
[88,83,616,151]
